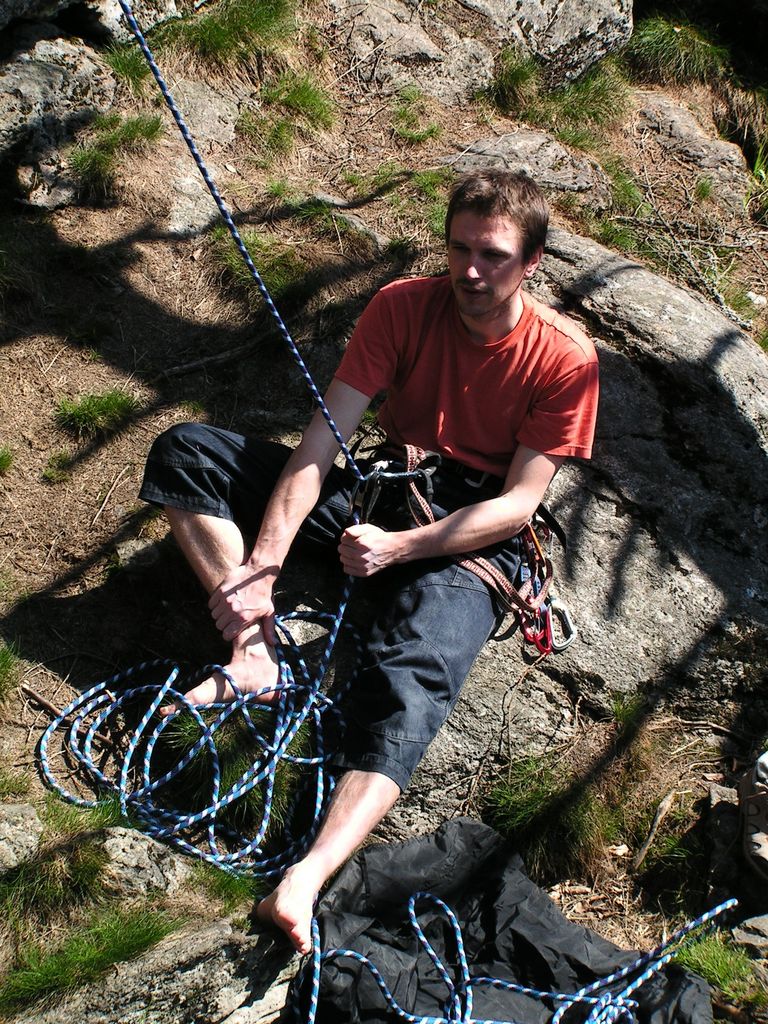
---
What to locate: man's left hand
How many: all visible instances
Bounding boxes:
[338,523,403,577]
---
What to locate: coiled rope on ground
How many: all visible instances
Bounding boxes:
[41,607,361,876]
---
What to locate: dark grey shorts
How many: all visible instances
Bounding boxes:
[140,422,521,791]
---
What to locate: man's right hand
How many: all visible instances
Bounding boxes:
[208,562,278,643]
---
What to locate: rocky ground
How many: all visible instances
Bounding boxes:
[1,0,768,1020]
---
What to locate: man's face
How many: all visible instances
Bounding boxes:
[447,210,541,328]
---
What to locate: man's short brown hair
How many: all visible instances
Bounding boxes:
[445,169,549,262]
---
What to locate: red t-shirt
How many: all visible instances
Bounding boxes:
[335,276,599,477]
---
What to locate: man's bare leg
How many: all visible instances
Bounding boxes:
[257,769,400,953]
[163,507,279,708]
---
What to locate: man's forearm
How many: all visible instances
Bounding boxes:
[244,379,373,579]
[246,453,326,577]
[338,447,564,578]
[395,493,531,561]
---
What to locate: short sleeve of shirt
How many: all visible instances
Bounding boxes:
[335,288,399,397]
[516,357,599,459]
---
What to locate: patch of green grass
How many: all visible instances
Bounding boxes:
[722,281,756,319]
[103,42,151,93]
[371,161,408,192]
[410,168,452,237]
[42,449,72,484]
[0,641,20,704]
[237,110,296,162]
[487,49,540,113]
[392,86,441,144]
[624,16,728,85]
[385,236,415,262]
[0,766,30,799]
[545,61,630,146]
[756,324,768,352]
[56,389,139,438]
[747,141,768,222]
[596,220,638,252]
[694,176,714,202]
[41,793,128,839]
[180,399,206,417]
[488,54,629,150]
[157,0,292,69]
[0,836,108,924]
[486,755,621,880]
[265,178,294,202]
[261,72,334,130]
[160,709,312,838]
[610,692,647,730]
[0,445,13,475]
[70,113,163,200]
[70,145,115,199]
[210,225,308,305]
[0,906,179,1014]
[603,158,645,214]
[675,934,767,1008]
[192,862,265,911]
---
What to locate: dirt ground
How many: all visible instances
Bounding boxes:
[1,15,768,1010]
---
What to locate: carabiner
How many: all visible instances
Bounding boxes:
[549,594,577,652]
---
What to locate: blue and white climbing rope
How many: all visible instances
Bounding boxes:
[38,0,386,871]
[40,606,361,875]
[115,0,363,481]
[297,892,738,1024]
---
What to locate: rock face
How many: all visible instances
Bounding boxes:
[329,0,631,102]
[0,31,115,160]
[0,30,116,206]
[102,827,193,897]
[446,129,612,208]
[0,803,44,870]
[0,0,70,32]
[8,922,297,1024]
[636,91,753,216]
[468,0,633,82]
[0,0,179,38]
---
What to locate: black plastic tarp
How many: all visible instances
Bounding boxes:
[295,818,712,1024]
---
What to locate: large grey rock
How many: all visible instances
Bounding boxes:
[167,158,221,238]
[84,0,179,42]
[0,803,44,870]
[445,130,612,208]
[636,91,753,217]
[102,827,193,897]
[732,915,768,958]
[0,0,178,36]
[461,0,633,83]
[9,921,297,1024]
[331,0,493,104]
[330,0,631,103]
[0,32,115,204]
[172,79,240,150]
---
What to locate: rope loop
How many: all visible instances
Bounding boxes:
[40,598,362,877]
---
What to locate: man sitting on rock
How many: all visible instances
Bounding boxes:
[139,169,599,954]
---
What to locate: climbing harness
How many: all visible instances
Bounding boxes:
[356,444,576,656]
[296,893,738,1024]
[39,0,574,872]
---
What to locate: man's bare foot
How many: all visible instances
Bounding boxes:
[161,622,280,716]
[256,862,320,955]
